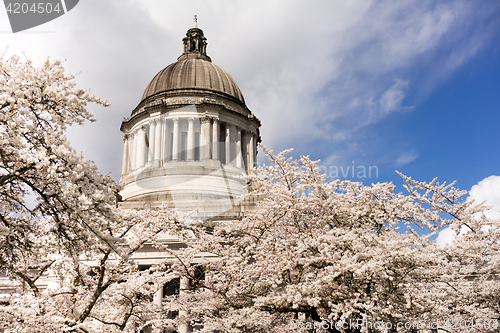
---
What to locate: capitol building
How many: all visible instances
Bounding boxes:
[118,17,261,222]
[118,19,262,333]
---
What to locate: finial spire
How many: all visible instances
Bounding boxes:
[179,16,211,62]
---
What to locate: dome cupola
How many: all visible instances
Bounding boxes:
[139,16,245,107]
[178,16,211,62]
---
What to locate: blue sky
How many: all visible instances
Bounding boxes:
[1,0,500,240]
[396,50,500,184]
[325,45,500,188]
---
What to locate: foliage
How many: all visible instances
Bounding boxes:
[0,54,177,332]
[159,146,500,333]
[1,54,499,333]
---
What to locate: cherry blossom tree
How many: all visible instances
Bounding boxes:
[0,54,178,332]
[157,146,500,333]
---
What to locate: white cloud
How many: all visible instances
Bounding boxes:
[435,227,457,247]
[395,152,418,166]
[436,175,500,247]
[380,79,413,114]
[469,175,500,220]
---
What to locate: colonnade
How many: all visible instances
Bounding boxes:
[122,115,257,176]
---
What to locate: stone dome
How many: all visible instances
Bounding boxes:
[140,25,245,106]
[141,58,245,106]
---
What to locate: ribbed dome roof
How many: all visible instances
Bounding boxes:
[141,58,245,105]
[141,24,245,105]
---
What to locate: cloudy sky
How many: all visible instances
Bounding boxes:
[2,0,500,235]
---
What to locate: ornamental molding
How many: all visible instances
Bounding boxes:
[200,116,211,124]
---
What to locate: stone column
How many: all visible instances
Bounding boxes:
[253,133,257,168]
[132,131,137,170]
[212,118,219,161]
[148,120,156,162]
[179,277,191,333]
[161,117,168,161]
[154,118,161,161]
[241,131,247,171]
[248,132,254,172]
[137,126,147,168]
[172,117,179,161]
[225,124,231,165]
[187,117,194,160]
[236,128,242,169]
[201,116,211,160]
[153,285,163,307]
[152,284,163,333]
[129,132,136,171]
[121,135,129,175]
